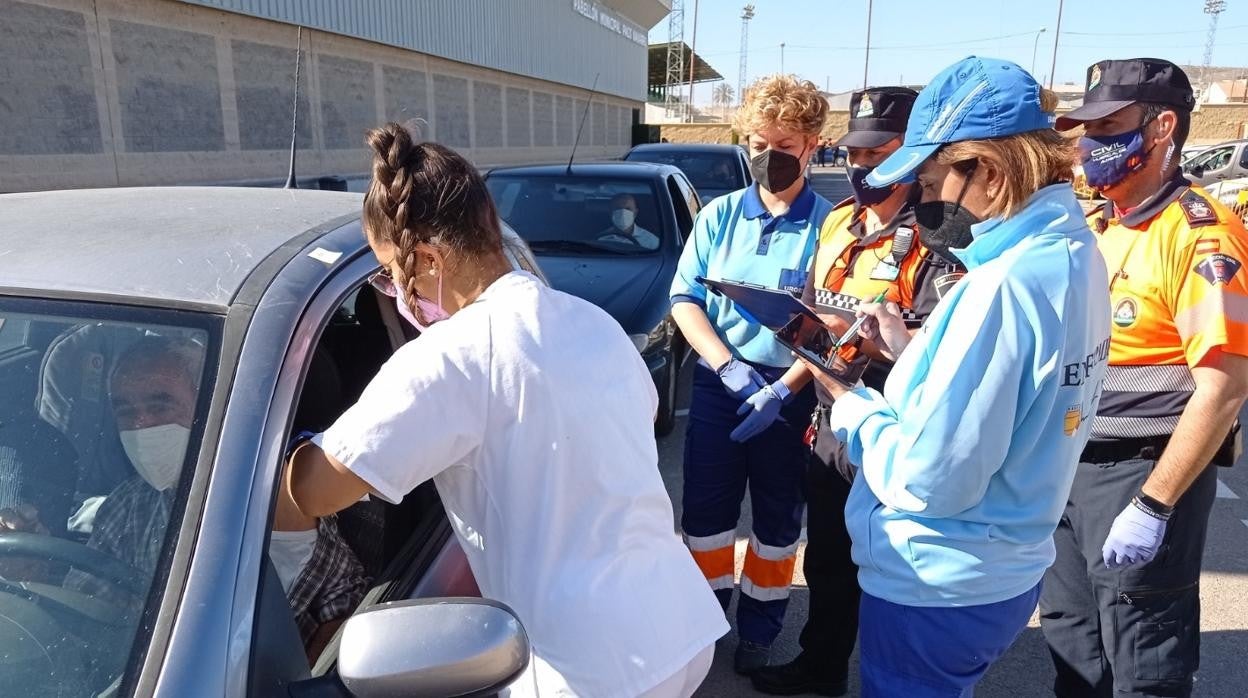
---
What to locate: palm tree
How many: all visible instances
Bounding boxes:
[712,83,735,121]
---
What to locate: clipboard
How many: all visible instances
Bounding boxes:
[696,276,822,331]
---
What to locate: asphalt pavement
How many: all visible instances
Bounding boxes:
[656,167,1248,697]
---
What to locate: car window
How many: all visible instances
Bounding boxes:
[1193,146,1233,172]
[625,150,745,192]
[486,175,666,255]
[1239,146,1248,170]
[0,297,217,698]
[0,318,28,354]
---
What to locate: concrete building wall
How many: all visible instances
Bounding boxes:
[0,0,644,193]
[178,0,661,101]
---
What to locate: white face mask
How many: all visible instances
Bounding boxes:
[120,424,190,491]
[611,208,636,231]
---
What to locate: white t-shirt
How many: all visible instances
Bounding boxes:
[319,271,727,697]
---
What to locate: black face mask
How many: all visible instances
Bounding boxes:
[847,165,896,208]
[915,164,980,262]
[751,148,805,194]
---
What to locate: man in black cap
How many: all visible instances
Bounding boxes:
[1045,58,1248,698]
[752,86,967,697]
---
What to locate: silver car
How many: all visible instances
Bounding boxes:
[0,187,538,697]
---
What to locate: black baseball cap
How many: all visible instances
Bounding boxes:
[1056,58,1195,131]
[833,87,919,148]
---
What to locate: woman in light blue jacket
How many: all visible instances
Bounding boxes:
[802,56,1112,698]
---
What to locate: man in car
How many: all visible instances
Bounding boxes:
[0,336,367,660]
[597,193,660,250]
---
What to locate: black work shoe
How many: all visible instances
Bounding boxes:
[751,657,848,696]
[734,640,772,676]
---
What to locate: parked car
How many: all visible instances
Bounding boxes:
[0,186,545,697]
[623,143,751,205]
[484,162,700,435]
[1182,138,1248,187]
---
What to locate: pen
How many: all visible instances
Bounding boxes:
[835,291,888,348]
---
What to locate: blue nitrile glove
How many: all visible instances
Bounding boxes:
[717,358,768,400]
[1103,498,1169,569]
[730,381,790,443]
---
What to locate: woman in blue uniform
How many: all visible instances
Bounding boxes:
[669,73,833,676]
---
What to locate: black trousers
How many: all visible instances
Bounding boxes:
[1039,456,1217,698]
[793,437,860,681]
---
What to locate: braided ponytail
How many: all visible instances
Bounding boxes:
[363,122,503,315]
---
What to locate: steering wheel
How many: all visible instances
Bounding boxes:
[0,531,146,598]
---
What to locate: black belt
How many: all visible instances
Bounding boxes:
[1083,423,1240,467]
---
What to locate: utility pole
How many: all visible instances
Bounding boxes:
[1200,0,1227,102]
[863,0,874,89]
[780,42,786,74]
[1048,0,1063,89]
[686,0,701,123]
[664,0,685,119]
[738,5,754,106]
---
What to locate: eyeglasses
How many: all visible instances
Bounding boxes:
[368,269,397,298]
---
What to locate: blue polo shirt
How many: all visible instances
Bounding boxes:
[671,183,833,368]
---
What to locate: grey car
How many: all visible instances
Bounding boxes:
[1182,138,1248,188]
[0,187,540,697]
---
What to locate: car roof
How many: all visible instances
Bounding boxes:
[486,161,680,178]
[627,143,744,155]
[0,187,362,310]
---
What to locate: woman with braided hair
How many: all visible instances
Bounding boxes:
[282,123,727,697]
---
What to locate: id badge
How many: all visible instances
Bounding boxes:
[778,268,809,295]
[869,260,900,281]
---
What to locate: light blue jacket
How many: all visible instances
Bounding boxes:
[830,184,1112,607]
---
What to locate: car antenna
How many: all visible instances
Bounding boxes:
[567,72,600,175]
[283,26,304,189]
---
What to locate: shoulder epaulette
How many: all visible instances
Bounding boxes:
[1178,189,1220,228]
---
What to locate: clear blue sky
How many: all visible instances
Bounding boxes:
[648,0,1248,104]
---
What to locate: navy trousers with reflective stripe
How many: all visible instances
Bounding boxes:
[681,359,815,646]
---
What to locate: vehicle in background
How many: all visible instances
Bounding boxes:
[484,162,700,436]
[1182,139,1248,188]
[0,187,539,697]
[623,143,751,206]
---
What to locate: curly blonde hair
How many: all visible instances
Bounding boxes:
[934,88,1076,219]
[733,74,828,138]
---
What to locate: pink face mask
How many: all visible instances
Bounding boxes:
[370,269,450,332]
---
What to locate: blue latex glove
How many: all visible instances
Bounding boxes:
[730,381,789,443]
[1102,499,1168,569]
[717,358,768,400]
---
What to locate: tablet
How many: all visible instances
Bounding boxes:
[696,277,822,331]
[774,313,870,385]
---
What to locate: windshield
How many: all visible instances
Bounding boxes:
[486,175,667,255]
[0,297,217,697]
[624,150,745,192]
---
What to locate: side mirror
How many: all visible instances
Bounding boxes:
[337,599,529,698]
[1191,166,1206,179]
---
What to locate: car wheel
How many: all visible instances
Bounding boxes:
[654,345,679,437]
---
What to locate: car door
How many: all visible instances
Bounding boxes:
[667,173,700,244]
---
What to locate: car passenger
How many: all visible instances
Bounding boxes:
[0,336,368,660]
[597,193,660,250]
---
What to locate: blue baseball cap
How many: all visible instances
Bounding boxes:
[866,56,1056,187]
